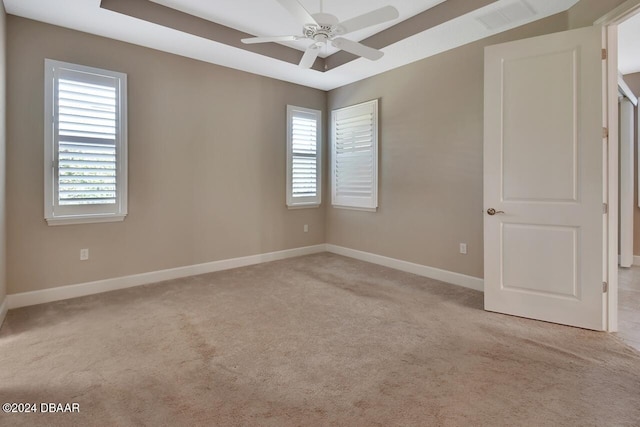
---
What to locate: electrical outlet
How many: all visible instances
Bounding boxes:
[80,248,89,261]
[304,224,309,233]
[459,243,467,255]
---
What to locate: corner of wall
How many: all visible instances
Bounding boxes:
[322,89,330,246]
[0,0,6,328]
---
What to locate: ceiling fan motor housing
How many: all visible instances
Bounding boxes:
[303,12,344,42]
[304,24,331,42]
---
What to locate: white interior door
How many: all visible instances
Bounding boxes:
[484,26,606,331]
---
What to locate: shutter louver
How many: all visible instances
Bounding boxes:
[331,100,378,210]
[291,115,317,198]
[57,78,117,205]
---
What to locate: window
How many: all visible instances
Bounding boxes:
[286,105,322,208]
[331,99,378,211]
[44,59,127,225]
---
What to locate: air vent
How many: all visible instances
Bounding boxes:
[476,0,537,31]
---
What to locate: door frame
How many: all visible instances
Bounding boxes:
[620,96,635,268]
[596,0,640,331]
[619,74,638,270]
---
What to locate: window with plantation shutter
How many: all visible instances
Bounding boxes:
[286,105,321,208]
[331,99,378,211]
[44,59,127,225]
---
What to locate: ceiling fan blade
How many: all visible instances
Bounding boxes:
[241,35,300,44]
[332,37,384,61]
[276,0,319,26]
[299,43,321,68]
[337,6,400,35]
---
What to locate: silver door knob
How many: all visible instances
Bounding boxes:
[487,208,505,216]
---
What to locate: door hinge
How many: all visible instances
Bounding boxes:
[602,49,607,60]
[603,127,609,139]
[603,282,608,293]
[603,203,608,214]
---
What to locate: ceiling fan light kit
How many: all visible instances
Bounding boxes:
[241,0,399,69]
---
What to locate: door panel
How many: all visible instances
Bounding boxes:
[502,50,578,202]
[484,26,605,331]
[502,224,579,298]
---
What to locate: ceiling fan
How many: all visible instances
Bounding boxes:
[241,0,400,69]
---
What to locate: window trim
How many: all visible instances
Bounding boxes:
[331,99,379,212]
[44,59,128,226]
[286,105,322,209]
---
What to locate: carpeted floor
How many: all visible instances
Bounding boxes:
[1,253,639,426]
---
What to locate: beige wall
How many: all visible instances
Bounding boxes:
[5,0,628,296]
[568,0,627,29]
[0,3,6,307]
[7,17,326,294]
[326,14,568,279]
[622,73,640,255]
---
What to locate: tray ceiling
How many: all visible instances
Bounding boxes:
[5,0,580,90]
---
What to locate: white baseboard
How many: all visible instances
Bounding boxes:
[7,245,326,309]
[6,243,482,310]
[618,255,640,267]
[326,244,484,292]
[0,297,7,327]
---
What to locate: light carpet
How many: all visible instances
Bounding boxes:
[1,253,639,426]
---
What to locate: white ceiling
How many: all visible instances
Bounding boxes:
[151,0,447,57]
[4,0,581,90]
[618,11,640,76]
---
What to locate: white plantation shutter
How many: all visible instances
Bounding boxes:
[286,106,321,208]
[58,78,117,205]
[291,115,317,197]
[45,60,128,225]
[331,99,378,210]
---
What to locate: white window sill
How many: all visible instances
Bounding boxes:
[331,205,377,213]
[45,214,127,226]
[287,204,321,210]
